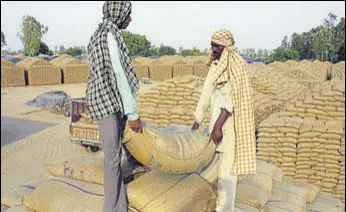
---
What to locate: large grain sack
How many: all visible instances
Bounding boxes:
[236,182,270,209]
[271,180,309,209]
[238,172,273,193]
[127,171,216,212]
[1,180,42,208]
[123,122,216,174]
[2,205,29,212]
[307,193,345,212]
[23,177,104,212]
[285,179,320,203]
[44,154,146,185]
[260,160,284,182]
[198,153,220,185]
[1,205,9,212]
[235,203,260,212]
[264,201,304,212]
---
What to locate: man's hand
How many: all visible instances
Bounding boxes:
[210,108,231,145]
[211,124,223,145]
[191,121,200,130]
[128,118,143,133]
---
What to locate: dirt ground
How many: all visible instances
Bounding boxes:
[0,81,157,197]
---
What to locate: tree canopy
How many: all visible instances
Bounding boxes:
[17,15,48,56]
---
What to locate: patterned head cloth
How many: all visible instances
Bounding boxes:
[103,1,132,27]
[86,1,139,121]
[208,29,235,85]
[209,29,257,175]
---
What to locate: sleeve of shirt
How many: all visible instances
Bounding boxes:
[218,82,234,114]
[194,66,214,124]
[107,32,139,121]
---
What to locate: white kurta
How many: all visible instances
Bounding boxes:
[194,61,238,212]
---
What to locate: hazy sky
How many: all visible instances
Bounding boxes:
[1,1,345,52]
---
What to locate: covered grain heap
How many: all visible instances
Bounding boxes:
[1,59,25,87]
[16,57,60,86]
[55,58,88,84]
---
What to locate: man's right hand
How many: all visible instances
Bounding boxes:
[128,118,143,133]
[191,121,200,130]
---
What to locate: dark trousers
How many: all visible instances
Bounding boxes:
[98,112,128,212]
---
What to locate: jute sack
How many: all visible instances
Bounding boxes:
[307,193,345,212]
[257,160,284,182]
[2,205,29,212]
[44,155,104,184]
[238,173,273,193]
[264,201,305,212]
[44,154,147,185]
[198,153,220,186]
[235,203,260,212]
[23,177,104,212]
[123,122,216,174]
[271,180,309,209]
[127,171,216,212]
[1,180,42,208]
[235,182,270,209]
[1,205,9,212]
[285,179,320,203]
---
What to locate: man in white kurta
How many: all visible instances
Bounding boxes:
[193,60,237,212]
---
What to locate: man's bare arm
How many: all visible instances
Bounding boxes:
[211,108,231,145]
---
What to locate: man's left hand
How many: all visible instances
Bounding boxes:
[211,125,223,145]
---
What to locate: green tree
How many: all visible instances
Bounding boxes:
[333,17,345,61]
[17,15,48,56]
[157,44,176,56]
[38,41,50,55]
[64,46,83,56]
[263,49,270,58]
[1,31,6,48]
[281,35,290,48]
[267,47,299,63]
[179,47,207,56]
[122,31,153,56]
[257,49,264,58]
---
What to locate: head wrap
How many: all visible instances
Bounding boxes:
[209,29,257,175]
[208,29,235,85]
[86,1,139,121]
[103,1,132,27]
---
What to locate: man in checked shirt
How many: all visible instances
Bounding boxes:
[86,1,142,212]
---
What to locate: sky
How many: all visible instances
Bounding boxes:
[1,1,345,52]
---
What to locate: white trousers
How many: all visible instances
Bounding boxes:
[215,114,238,212]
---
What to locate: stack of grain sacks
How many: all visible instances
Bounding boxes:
[331,61,345,80]
[136,75,210,128]
[257,116,304,176]
[278,79,345,122]
[249,62,308,128]
[296,120,345,198]
[258,78,345,202]
[336,136,345,203]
